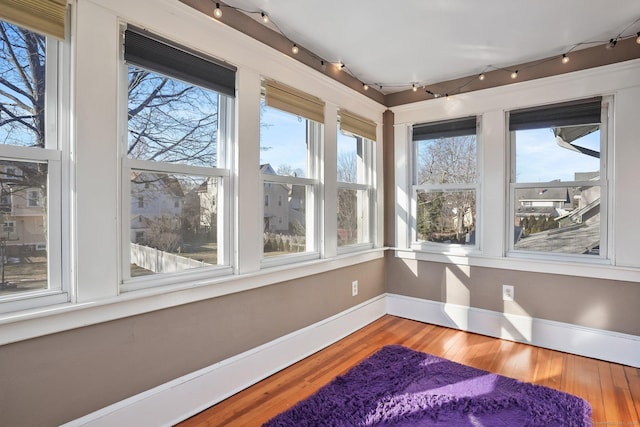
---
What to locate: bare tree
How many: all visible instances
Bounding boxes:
[415,135,476,243]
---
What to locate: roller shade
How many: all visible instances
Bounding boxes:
[412,117,477,141]
[339,109,376,141]
[264,79,324,123]
[509,97,601,131]
[124,27,236,97]
[0,0,67,39]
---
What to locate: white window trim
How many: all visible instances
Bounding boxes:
[409,118,481,255]
[259,109,323,268]
[506,98,610,263]
[119,43,235,289]
[336,133,376,254]
[0,31,69,315]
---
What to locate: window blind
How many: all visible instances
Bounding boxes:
[124,27,236,98]
[339,109,376,141]
[509,97,602,131]
[264,79,324,123]
[0,0,67,39]
[412,117,477,141]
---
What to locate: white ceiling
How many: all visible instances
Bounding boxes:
[223,0,640,93]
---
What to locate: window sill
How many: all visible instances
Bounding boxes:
[0,248,386,345]
[393,248,640,283]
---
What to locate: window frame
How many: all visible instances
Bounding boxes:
[336,129,376,253]
[259,96,323,267]
[0,22,69,314]
[410,116,481,255]
[119,26,235,292]
[506,97,610,263]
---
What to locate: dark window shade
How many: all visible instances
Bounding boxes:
[124,28,236,98]
[413,117,477,141]
[509,97,601,131]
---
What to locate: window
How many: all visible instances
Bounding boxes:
[337,110,376,249]
[122,27,236,288]
[508,97,607,258]
[0,19,65,310]
[260,80,323,261]
[27,189,42,207]
[411,117,478,249]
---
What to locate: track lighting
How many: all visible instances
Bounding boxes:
[412,84,417,92]
[213,2,222,18]
[261,12,269,23]
[510,70,518,79]
[478,73,485,81]
[291,44,299,54]
[606,38,617,49]
[562,54,570,64]
[363,83,369,91]
[637,32,640,44]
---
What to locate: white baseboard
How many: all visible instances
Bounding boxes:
[386,293,640,368]
[62,295,386,427]
[64,292,639,426]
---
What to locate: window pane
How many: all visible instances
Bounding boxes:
[127,66,220,167]
[416,189,476,244]
[337,188,370,246]
[514,185,600,255]
[0,161,48,295]
[263,182,309,256]
[514,127,600,183]
[0,22,47,148]
[260,99,309,178]
[415,135,476,185]
[130,172,221,277]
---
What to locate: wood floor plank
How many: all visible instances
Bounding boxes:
[177,315,640,427]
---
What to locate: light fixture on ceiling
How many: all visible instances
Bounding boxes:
[478,73,485,81]
[261,12,269,23]
[320,60,326,71]
[412,84,417,92]
[606,38,617,49]
[636,32,640,44]
[510,70,518,79]
[363,83,369,91]
[562,54,570,64]
[213,2,222,18]
[291,44,299,54]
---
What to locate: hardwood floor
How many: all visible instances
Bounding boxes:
[178,315,640,426]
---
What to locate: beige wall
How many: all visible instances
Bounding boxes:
[385,255,640,336]
[0,259,385,426]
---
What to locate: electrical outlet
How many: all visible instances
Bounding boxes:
[502,284,514,301]
[352,280,358,296]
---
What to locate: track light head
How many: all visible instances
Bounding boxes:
[510,70,518,79]
[363,83,369,91]
[606,38,617,49]
[562,54,570,64]
[261,12,269,23]
[478,73,485,81]
[291,44,299,54]
[412,84,417,92]
[636,32,640,45]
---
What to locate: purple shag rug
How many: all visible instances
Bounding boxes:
[263,345,591,427]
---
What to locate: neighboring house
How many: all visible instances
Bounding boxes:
[0,162,46,255]
[130,172,185,243]
[261,164,290,232]
[183,177,218,236]
[515,172,601,254]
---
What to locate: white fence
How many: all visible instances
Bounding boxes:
[131,243,209,273]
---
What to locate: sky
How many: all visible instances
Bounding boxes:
[259,102,600,184]
[515,128,600,182]
[260,103,355,177]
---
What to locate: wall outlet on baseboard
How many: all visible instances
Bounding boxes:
[502,284,514,301]
[352,280,358,296]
